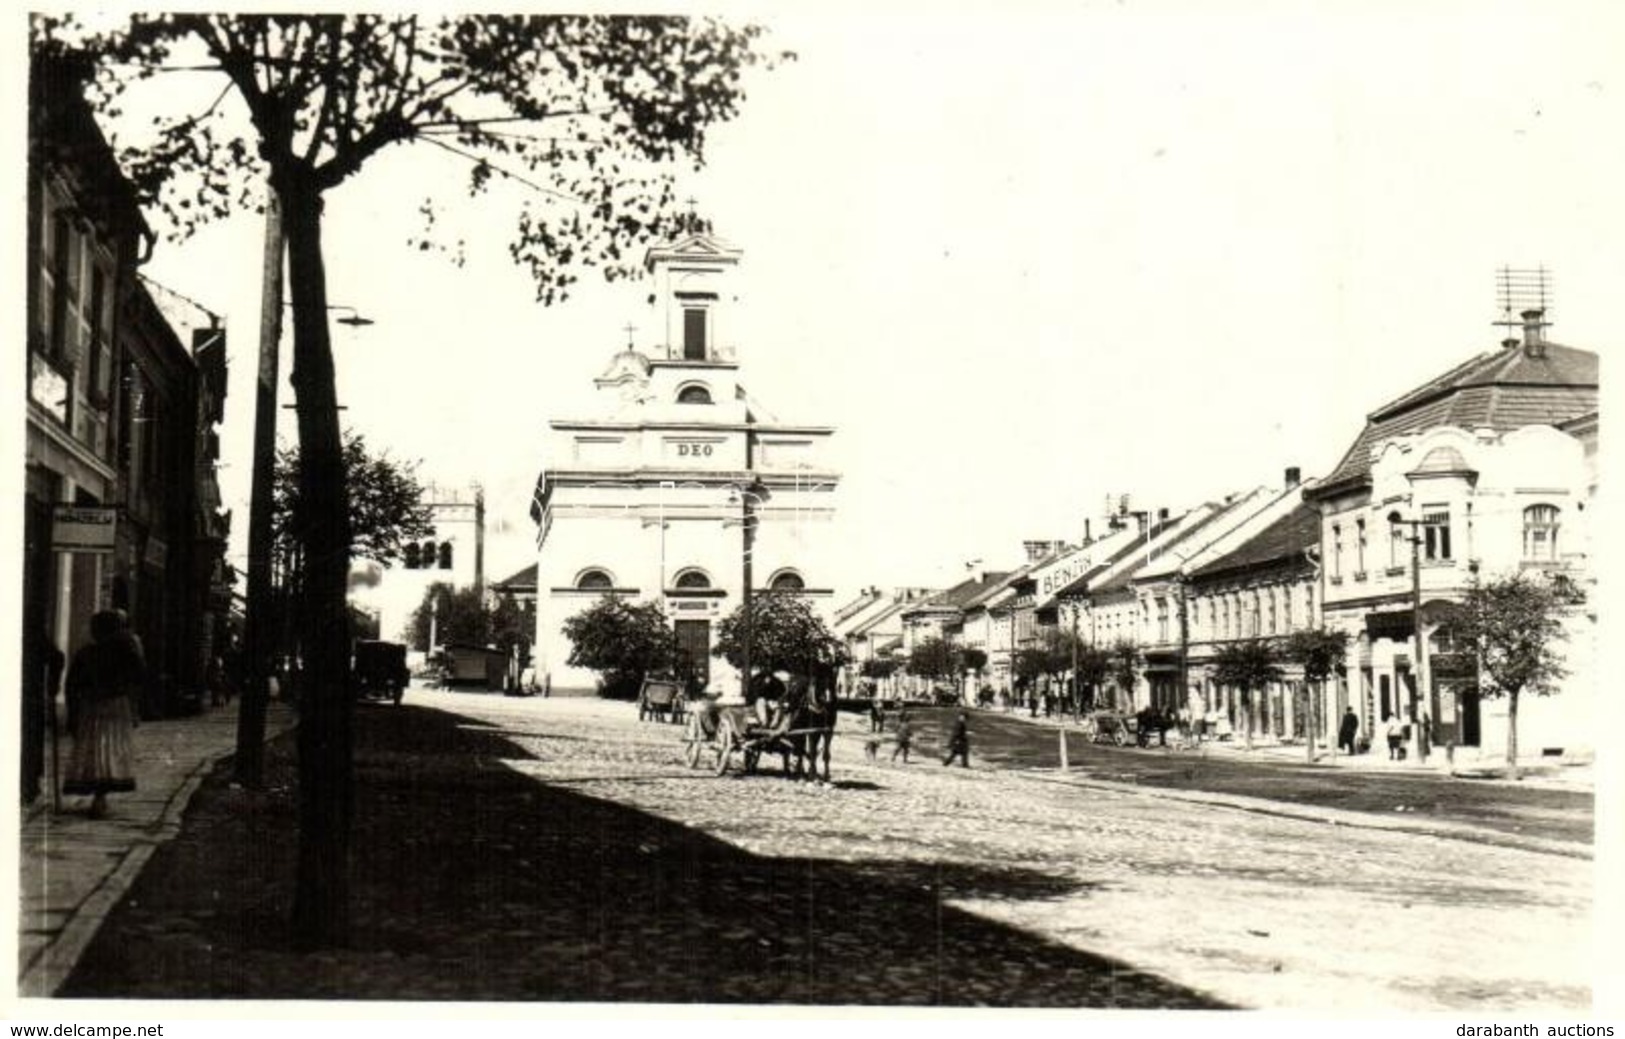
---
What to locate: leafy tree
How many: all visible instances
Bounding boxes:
[1211,638,1283,751]
[860,656,900,680]
[406,582,489,652]
[1013,647,1051,686]
[961,647,988,684]
[43,13,781,948]
[1284,627,1349,761]
[1108,638,1142,712]
[714,592,844,693]
[562,595,678,701]
[273,432,434,592]
[1452,571,1576,776]
[906,636,962,694]
[1074,643,1112,711]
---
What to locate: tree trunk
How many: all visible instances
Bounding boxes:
[281,178,354,951]
[1506,689,1521,780]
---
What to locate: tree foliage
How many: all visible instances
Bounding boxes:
[561,595,677,700]
[906,636,961,687]
[1452,571,1575,769]
[860,656,900,680]
[1283,627,1349,686]
[1074,642,1112,706]
[1108,638,1142,705]
[714,593,845,678]
[274,432,433,574]
[405,581,489,651]
[1211,638,1283,750]
[488,592,534,661]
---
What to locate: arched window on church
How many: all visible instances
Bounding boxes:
[421,541,437,570]
[676,384,712,405]
[768,571,805,592]
[438,542,453,569]
[577,569,613,590]
[674,569,711,590]
[404,543,420,569]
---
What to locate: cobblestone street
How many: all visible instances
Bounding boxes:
[55,690,1596,1010]
[447,693,1594,1012]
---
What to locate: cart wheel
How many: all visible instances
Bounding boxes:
[683,716,704,768]
[714,718,737,776]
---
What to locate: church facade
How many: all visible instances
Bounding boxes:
[529,232,839,696]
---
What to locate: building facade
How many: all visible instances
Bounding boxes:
[530,232,839,696]
[350,486,487,655]
[23,50,230,801]
[1306,312,1598,763]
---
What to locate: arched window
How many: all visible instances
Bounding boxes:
[576,569,613,590]
[421,541,437,569]
[1524,504,1560,561]
[404,543,420,569]
[676,384,712,405]
[438,542,453,569]
[768,571,805,592]
[674,569,711,589]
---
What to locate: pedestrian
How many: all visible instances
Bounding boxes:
[868,698,883,734]
[1338,707,1360,756]
[21,631,65,806]
[942,710,970,768]
[891,709,913,764]
[1384,714,1406,760]
[62,610,144,819]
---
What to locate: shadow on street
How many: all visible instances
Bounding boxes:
[60,704,1229,1007]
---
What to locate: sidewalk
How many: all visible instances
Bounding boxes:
[999,707,1594,790]
[17,699,294,998]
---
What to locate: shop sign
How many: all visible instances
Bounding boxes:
[51,506,117,553]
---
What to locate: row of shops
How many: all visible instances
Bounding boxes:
[838,311,1597,764]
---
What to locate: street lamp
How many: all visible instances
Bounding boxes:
[728,481,768,702]
[1387,509,1430,766]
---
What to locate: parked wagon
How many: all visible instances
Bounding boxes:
[1082,710,1136,747]
[637,675,687,724]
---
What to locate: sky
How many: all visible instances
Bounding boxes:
[41,3,1625,598]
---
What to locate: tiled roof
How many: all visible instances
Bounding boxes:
[908,573,1013,614]
[1190,501,1320,582]
[1316,342,1597,494]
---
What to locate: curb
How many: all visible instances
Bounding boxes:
[19,707,295,998]
[1013,768,1592,861]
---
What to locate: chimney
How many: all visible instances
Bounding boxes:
[1083,518,1093,545]
[1285,466,1301,489]
[1521,309,1547,358]
[1158,507,1169,523]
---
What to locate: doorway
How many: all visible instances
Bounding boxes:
[674,619,710,693]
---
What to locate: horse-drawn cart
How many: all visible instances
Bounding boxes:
[636,676,686,724]
[683,698,834,779]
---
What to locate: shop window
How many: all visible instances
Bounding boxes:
[1523,504,1560,562]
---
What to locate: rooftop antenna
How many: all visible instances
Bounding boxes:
[1494,265,1553,339]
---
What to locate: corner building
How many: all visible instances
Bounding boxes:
[529,232,839,695]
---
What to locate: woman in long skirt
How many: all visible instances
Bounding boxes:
[63,610,143,818]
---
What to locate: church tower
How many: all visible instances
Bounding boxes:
[529,231,839,697]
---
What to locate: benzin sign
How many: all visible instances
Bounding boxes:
[52,506,118,553]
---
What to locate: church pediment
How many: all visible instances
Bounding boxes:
[645,233,742,269]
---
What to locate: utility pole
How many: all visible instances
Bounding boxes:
[1389,509,1430,766]
[235,193,284,788]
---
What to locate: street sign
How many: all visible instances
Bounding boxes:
[51,506,117,553]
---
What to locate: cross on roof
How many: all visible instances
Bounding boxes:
[623,322,636,347]
[683,196,700,233]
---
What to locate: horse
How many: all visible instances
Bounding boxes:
[780,666,837,783]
